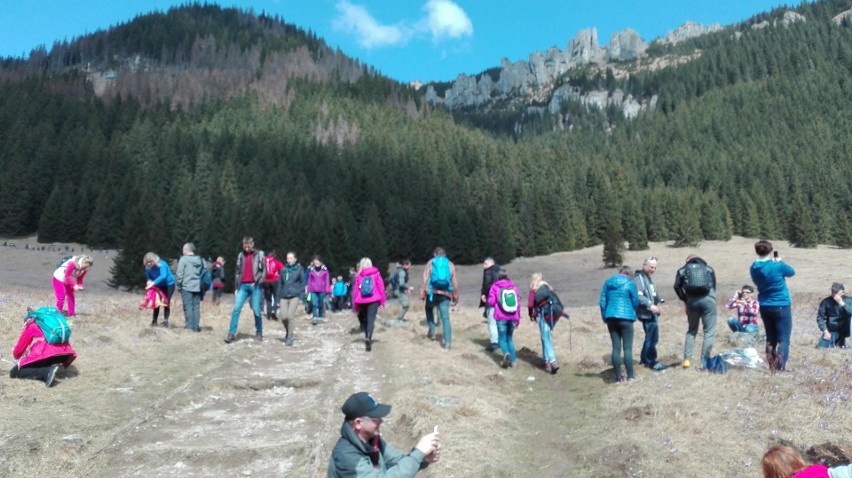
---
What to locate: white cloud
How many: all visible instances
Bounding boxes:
[332,0,473,49]
[332,1,409,49]
[422,0,473,41]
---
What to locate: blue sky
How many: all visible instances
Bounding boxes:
[0,0,798,83]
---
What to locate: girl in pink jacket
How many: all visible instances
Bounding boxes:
[11,319,77,387]
[351,257,386,352]
[487,270,521,368]
[52,255,93,317]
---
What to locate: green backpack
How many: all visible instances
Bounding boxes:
[27,306,72,344]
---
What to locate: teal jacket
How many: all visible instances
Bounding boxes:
[750,258,795,307]
[600,273,639,321]
[327,422,428,478]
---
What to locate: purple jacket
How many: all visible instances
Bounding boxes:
[307,265,330,293]
[487,279,521,324]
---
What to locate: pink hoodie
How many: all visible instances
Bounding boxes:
[13,320,77,368]
[351,266,386,312]
[487,279,521,324]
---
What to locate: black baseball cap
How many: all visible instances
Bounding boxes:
[342,392,391,420]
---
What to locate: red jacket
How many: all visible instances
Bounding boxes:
[352,267,386,312]
[13,320,77,368]
[264,257,284,282]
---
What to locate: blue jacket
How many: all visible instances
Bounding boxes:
[750,258,795,307]
[146,259,175,287]
[600,273,639,321]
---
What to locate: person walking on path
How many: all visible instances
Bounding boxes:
[419,247,459,350]
[277,252,305,346]
[528,272,562,374]
[750,240,796,371]
[144,252,175,327]
[635,257,666,371]
[480,257,501,353]
[262,251,284,321]
[352,258,386,352]
[52,255,93,318]
[225,237,266,343]
[601,266,640,382]
[487,270,521,368]
[327,392,441,477]
[306,255,331,325]
[211,257,226,306]
[175,243,204,332]
[392,260,413,321]
[674,255,718,369]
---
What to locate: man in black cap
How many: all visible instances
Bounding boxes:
[816,282,852,348]
[327,392,441,477]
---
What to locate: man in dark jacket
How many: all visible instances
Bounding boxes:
[480,257,501,352]
[816,282,852,348]
[635,257,666,370]
[673,255,717,369]
[393,260,413,321]
[277,251,305,347]
[327,392,441,477]
[225,237,266,344]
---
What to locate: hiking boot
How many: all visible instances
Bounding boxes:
[615,376,625,384]
[544,361,552,373]
[550,362,560,375]
[652,362,668,371]
[501,353,511,369]
[427,331,435,340]
[224,334,236,344]
[45,364,60,388]
[161,320,169,328]
[284,336,294,347]
[150,320,157,327]
[256,332,263,342]
[442,343,451,351]
[486,343,499,353]
[365,339,372,352]
[682,359,692,369]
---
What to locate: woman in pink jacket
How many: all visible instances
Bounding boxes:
[351,257,386,352]
[52,255,93,317]
[11,319,77,387]
[487,270,521,368]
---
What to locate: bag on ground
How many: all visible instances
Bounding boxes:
[703,354,728,373]
[26,306,72,344]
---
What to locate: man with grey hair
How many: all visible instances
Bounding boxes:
[479,257,501,352]
[175,242,204,332]
[635,256,666,370]
[816,282,852,348]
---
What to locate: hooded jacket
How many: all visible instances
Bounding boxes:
[749,257,795,307]
[600,273,639,321]
[307,264,330,294]
[176,255,204,293]
[352,266,386,311]
[487,278,521,323]
[278,263,306,299]
[13,320,77,369]
[327,421,428,478]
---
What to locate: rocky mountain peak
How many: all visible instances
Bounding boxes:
[657,20,723,45]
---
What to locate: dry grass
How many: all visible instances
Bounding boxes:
[1,236,851,477]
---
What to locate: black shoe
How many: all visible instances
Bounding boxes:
[427,331,435,340]
[150,320,157,327]
[366,339,372,352]
[45,364,60,387]
[161,320,169,328]
[501,353,510,368]
[224,334,236,344]
[486,343,499,353]
[256,332,263,341]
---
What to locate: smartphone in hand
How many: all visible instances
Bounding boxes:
[773,250,779,259]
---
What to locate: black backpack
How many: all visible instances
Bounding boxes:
[537,287,566,323]
[682,262,713,296]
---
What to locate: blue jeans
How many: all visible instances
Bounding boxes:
[425,296,451,345]
[760,305,792,370]
[310,292,326,319]
[181,290,201,331]
[496,320,516,363]
[727,317,760,333]
[229,283,263,335]
[639,318,659,366]
[537,314,556,364]
[817,331,846,348]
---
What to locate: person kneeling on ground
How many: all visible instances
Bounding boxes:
[10,317,77,387]
[726,284,760,333]
[327,392,441,477]
[762,444,852,478]
[816,282,852,348]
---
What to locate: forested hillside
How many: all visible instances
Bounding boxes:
[0,1,850,288]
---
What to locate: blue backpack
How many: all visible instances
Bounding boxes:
[429,256,452,291]
[360,276,375,297]
[27,307,72,344]
[703,355,728,374]
[199,259,213,291]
